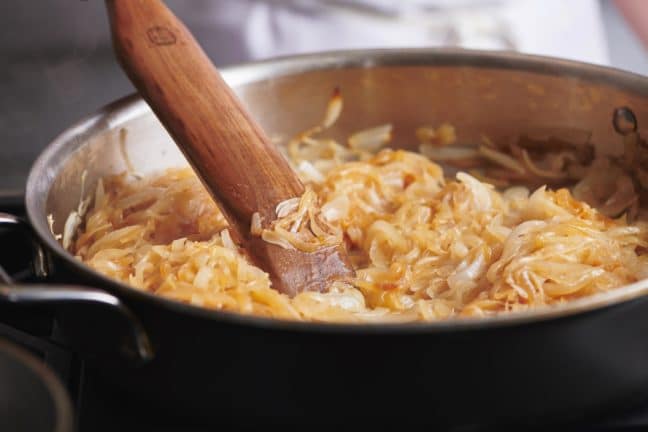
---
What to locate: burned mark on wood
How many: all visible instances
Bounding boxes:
[147,26,177,46]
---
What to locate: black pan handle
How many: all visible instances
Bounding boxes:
[0,284,154,363]
[0,212,154,364]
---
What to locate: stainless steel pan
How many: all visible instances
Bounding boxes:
[8,49,648,428]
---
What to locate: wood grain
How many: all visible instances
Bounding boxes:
[105,0,353,296]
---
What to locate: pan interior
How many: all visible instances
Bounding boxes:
[28,49,648,328]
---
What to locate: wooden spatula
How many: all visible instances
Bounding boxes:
[105,0,354,297]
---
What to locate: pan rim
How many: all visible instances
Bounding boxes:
[0,339,74,432]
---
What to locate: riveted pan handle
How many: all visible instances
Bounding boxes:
[0,212,154,364]
[0,212,50,280]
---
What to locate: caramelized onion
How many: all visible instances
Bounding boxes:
[63,89,648,322]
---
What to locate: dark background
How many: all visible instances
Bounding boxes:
[0,0,253,197]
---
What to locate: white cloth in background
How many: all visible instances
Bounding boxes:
[200,0,609,66]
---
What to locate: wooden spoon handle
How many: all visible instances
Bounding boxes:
[106,0,355,296]
[105,0,304,243]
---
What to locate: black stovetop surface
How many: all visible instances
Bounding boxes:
[3,194,648,432]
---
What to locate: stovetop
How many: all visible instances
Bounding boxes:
[2,193,648,432]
